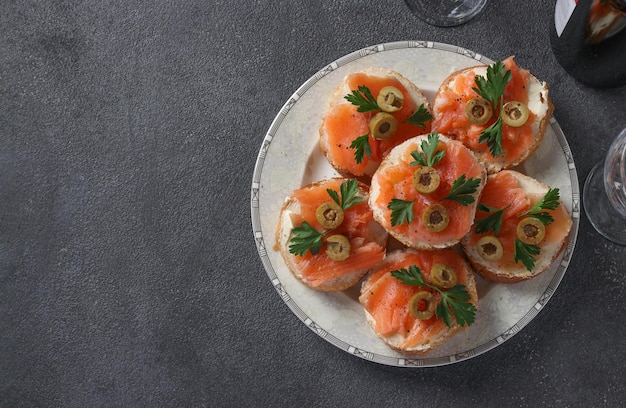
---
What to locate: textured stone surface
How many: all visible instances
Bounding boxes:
[1,1,625,407]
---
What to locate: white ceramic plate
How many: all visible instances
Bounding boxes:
[251,41,580,367]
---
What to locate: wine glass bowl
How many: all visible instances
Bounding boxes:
[404,0,488,27]
[583,127,626,245]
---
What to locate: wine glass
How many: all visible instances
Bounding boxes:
[583,127,626,245]
[404,0,488,27]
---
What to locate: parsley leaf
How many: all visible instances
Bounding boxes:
[391,265,428,287]
[472,61,512,158]
[326,179,363,211]
[474,204,510,235]
[404,103,433,129]
[344,85,380,112]
[391,265,476,328]
[530,189,561,211]
[410,132,446,168]
[472,61,512,107]
[438,285,476,327]
[478,116,504,158]
[288,221,325,256]
[388,198,415,226]
[443,175,481,206]
[349,133,372,164]
[519,188,560,225]
[514,238,541,271]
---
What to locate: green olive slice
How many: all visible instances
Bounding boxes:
[413,166,441,194]
[377,86,404,113]
[476,236,504,261]
[465,97,493,125]
[430,263,458,289]
[369,112,398,140]
[315,201,344,229]
[325,234,351,261]
[502,101,529,127]
[408,291,436,320]
[422,204,449,232]
[516,217,546,245]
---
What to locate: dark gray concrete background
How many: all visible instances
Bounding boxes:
[1,1,625,407]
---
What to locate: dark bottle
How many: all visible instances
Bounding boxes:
[551,0,626,88]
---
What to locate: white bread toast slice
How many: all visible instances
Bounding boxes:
[359,248,478,354]
[319,68,432,182]
[369,134,486,250]
[432,57,553,174]
[275,178,388,291]
[461,170,572,283]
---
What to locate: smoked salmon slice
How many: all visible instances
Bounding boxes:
[462,170,572,283]
[432,57,553,173]
[359,248,478,354]
[275,178,388,291]
[369,133,486,249]
[319,68,433,182]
